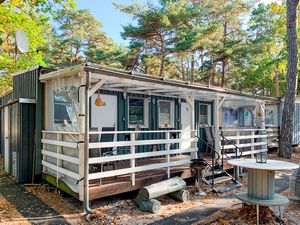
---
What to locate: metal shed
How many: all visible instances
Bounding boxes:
[0,66,45,183]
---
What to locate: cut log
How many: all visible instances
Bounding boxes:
[139,176,186,200]
[135,195,161,214]
[169,189,190,202]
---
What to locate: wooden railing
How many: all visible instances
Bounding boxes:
[41,131,81,184]
[87,129,198,185]
[266,125,279,148]
[41,129,198,191]
[220,128,268,158]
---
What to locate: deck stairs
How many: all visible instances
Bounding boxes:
[197,135,243,193]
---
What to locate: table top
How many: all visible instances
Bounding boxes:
[228,159,299,171]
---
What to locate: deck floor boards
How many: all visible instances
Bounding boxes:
[88,155,192,200]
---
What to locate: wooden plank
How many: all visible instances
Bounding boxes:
[88,159,191,180]
[224,135,268,140]
[88,129,196,135]
[41,139,78,149]
[88,148,197,164]
[89,169,191,200]
[88,79,106,97]
[42,130,80,135]
[223,142,268,150]
[89,137,198,149]
[42,150,80,164]
[42,160,80,180]
[220,128,266,132]
[224,149,268,158]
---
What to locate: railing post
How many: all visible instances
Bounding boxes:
[42,132,47,173]
[191,130,197,159]
[166,131,170,178]
[234,131,240,181]
[130,133,136,186]
[56,133,62,185]
[251,130,255,159]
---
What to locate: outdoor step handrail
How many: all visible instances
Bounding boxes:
[220,134,243,159]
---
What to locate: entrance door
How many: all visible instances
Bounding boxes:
[198,104,211,152]
[4,107,9,173]
[91,94,118,132]
[181,102,191,150]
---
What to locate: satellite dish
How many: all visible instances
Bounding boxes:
[15,29,29,53]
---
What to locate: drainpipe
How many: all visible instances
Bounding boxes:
[84,71,93,214]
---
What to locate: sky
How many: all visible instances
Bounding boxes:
[75,0,279,46]
[75,0,136,45]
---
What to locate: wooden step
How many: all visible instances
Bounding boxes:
[213,182,242,193]
[203,170,226,178]
[208,176,232,185]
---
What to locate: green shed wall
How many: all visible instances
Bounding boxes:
[0,67,44,183]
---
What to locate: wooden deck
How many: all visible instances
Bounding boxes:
[89,155,192,200]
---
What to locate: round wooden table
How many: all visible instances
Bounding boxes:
[228,159,299,225]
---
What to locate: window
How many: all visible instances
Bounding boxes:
[159,100,174,128]
[54,89,77,124]
[222,107,253,127]
[265,109,275,125]
[128,97,148,127]
[199,104,209,124]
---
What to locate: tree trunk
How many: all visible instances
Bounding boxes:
[138,177,186,200]
[221,59,226,87]
[181,59,185,81]
[210,53,215,85]
[159,41,166,78]
[274,64,280,97]
[278,0,299,158]
[191,51,195,83]
[221,19,228,88]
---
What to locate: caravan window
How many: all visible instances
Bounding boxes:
[222,107,253,127]
[54,89,77,124]
[128,97,148,127]
[200,104,211,125]
[158,100,174,128]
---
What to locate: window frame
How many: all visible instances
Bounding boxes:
[53,91,74,124]
[158,100,175,128]
[127,97,148,128]
[199,103,211,126]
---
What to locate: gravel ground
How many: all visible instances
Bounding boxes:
[0,152,299,225]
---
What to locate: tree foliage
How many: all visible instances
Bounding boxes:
[45,9,129,69]
[0,0,75,96]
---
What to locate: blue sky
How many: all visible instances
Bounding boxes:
[75,0,135,45]
[75,0,278,45]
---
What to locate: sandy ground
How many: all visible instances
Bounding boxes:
[0,152,299,225]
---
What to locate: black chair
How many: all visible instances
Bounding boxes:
[203,124,215,154]
[99,127,116,172]
[89,127,116,174]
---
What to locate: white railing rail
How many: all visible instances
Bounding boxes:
[87,129,198,185]
[220,128,268,158]
[41,131,81,184]
[41,129,198,188]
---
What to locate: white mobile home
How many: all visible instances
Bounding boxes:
[37,63,279,210]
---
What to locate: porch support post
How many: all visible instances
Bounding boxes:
[83,71,93,214]
[183,93,196,159]
[78,72,85,201]
[214,96,221,155]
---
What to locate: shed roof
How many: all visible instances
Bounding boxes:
[40,63,280,103]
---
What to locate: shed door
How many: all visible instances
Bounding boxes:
[181,102,191,150]
[91,94,118,131]
[4,107,9,173]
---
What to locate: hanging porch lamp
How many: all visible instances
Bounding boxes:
[94,89,106,107]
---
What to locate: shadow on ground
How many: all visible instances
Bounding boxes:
[0,172,70,225]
